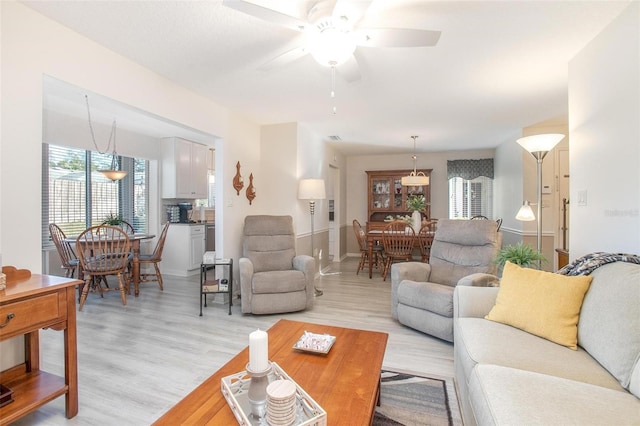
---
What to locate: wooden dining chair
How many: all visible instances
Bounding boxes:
[76,225,131,311]
[417,220,438,262]
[353,219,384,275]
[381,221,416,280]
[49,223,79,278]
[137,221,170,294]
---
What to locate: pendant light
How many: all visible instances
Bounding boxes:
[401,136,429,186]
[85,95,127,181]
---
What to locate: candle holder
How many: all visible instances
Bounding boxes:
[246,361,272,419]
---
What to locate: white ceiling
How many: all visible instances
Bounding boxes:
[25,0,631,156]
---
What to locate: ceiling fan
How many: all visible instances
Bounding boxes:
[222,0,441,83]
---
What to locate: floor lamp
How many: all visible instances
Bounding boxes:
[298,178,326,297]
[516,134,564,268]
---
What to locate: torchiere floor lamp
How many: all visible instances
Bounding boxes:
[298,178,326,296]
[516,133,565,268]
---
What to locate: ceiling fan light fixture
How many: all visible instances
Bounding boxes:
[306,26,356,67]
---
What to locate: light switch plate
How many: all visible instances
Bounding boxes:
[577,190,587,206]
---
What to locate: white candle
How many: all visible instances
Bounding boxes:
[249,329,268,372]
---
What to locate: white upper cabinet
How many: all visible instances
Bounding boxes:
[161,137,208,199]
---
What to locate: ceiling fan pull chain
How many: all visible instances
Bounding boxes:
[331,63,337,114]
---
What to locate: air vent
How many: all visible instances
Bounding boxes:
[328,135,342,141]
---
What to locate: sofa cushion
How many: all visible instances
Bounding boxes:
[485,261,592,349]
[397,280,454,317]
[455,317,624,392]
[251,270,306,294]
[577,262,640,394]
[469,364,640,426]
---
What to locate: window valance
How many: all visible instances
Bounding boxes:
[447,159,494,180]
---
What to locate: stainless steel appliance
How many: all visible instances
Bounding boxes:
[206,224,215,251]
[178,202,193,223]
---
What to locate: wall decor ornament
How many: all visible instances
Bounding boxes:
[233,161,244,195]
[246,173,256,205]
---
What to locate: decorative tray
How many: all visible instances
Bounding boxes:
[221,362,327,426]
[292,332,336,355]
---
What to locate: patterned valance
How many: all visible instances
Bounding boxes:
[447,159,494,180]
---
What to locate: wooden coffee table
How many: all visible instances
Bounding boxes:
[153,319,388,425]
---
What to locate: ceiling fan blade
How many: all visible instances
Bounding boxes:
[257,45,308,71]
[337,54,361,83]
[355,28,441,48]
[222,0,306,32]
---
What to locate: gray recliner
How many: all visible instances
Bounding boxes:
[239,215,315,314]
[391,219,502,342]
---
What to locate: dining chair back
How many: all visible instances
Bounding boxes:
[137,222,170,293]
[76,225,131,311]
[353,219,384,275]
[417,220,438,262]
[49,223,79,278]
[381,221,416,280]
[100,220,135,235]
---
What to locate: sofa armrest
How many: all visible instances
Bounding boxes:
[293,254,315,309]
[239,257,254,313]
[457,273,500,287]
[453,285,500,319]
[390,262,431,319]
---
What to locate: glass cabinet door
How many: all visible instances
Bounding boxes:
[393,178,403,208]
[372,178,390,210]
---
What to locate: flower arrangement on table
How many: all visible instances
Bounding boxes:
[406,194,427,211]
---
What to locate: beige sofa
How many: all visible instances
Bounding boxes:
[453,261,640,425]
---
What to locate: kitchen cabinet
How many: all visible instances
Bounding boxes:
[162,224,205,276]
[161,137,208,199]
[366,169,432,229]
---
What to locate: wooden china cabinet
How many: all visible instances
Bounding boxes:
[366,169,432,230]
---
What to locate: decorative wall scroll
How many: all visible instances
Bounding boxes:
[233,161,244,195]
[246,173,256,205]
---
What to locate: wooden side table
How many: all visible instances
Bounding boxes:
[0,273,80,424]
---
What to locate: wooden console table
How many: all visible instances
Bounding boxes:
[0,273,80,424]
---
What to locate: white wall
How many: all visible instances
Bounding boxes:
[493,132,524,246]
[568,1,640,258]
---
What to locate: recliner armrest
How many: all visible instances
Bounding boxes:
[239,257,254,313]
[390,262,431,319]
[391,262,431,283]
[457,272,499,287]
[453,285,499,319]
[293,254,315,309]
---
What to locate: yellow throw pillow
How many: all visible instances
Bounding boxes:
[485,261,593,350]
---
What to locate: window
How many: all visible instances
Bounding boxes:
[447,159,494,219]
[42,144,149,246]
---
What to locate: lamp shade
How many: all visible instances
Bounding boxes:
[298,179,326,200]
[517,134,565,153]
[401,174,429,186]
[100,169,128,181]
[516,201,536,221]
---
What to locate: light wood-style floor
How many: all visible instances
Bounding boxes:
[11,258,454,425]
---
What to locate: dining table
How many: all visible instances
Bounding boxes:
[365,226,434,279]
[66,232,155,297]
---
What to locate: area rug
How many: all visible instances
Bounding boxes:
[373,370,463,426]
